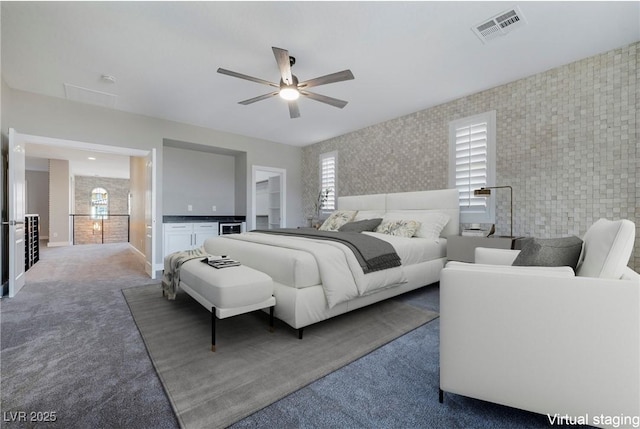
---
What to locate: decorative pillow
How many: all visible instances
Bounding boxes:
[382,211,450,240]
[575,218,635,279]
[354,210,385,221]
[338,218,383,233]
[375,220,421,238]
[319,210,357,231]
[512,236,584,270]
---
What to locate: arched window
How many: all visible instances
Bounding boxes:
[91,187,109,219]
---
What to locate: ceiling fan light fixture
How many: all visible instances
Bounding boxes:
[279,86,300,101]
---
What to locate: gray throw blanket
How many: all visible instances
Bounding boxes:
[162,246,209,299]
[252,228,401,274]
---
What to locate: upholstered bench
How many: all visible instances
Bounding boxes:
[178,259,275,352]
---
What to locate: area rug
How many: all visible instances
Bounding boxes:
[123,284,438,429]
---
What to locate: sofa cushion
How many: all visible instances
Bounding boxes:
[576,218,635,279]
[338,218,383,233]
[512,236,583,270]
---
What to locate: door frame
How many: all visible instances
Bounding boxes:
[4,132,158,295]
[7,129,26,297]
[251,165,286,230]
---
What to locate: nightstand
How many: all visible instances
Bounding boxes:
[447,236,524,263]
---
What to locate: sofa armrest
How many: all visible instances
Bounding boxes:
[474,247,520,265]
[440,266,640,422]
[444,261,575,277]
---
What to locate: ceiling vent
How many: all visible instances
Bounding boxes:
[472,6,526,43]
[64,83,117,109]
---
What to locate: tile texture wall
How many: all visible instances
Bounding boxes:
[302,42,638,271]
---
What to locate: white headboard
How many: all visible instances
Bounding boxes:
[338,189,460,237]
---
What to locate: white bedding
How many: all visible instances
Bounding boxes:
[218,230,446,308]
[221,231,411,307]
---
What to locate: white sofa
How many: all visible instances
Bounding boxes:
[439,219,639,429]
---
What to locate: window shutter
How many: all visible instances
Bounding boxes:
[455,121,488,213]
[449,110,496,223]
[320,152,337,211]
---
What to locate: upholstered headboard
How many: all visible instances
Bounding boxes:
[338,189,460,237]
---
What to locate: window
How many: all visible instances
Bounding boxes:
[319,151,337,214]
[91,187,109,219]
[448,111,496,223]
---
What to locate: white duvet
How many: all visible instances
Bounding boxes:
[224,232,408,308]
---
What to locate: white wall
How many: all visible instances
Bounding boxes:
[2,86,304,270]
[163,146,235,215]
[25,169,49,238]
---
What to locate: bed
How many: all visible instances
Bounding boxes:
[193,189,459,335]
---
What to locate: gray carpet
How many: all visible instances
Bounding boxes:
[123,284,438,429]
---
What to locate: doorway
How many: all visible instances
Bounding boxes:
[251,166,286,230]
[4,130,157,297]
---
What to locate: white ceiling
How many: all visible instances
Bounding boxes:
[25,143,131,179]
[2,1,639,149]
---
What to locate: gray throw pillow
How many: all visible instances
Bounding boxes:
[512,236,584,270]
[338,218,383,233]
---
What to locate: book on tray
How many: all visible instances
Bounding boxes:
[201,256,241,269]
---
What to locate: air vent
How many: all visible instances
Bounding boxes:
[64,83,117,108]
[472,6,526,43]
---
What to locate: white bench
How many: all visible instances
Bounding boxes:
[178,259,275,352]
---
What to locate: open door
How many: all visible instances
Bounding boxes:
[144,148,156,279]
[7,129,26,297]
[251,166,286,230]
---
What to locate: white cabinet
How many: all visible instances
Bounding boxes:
[193,223,218,247]
[163,222,218,258]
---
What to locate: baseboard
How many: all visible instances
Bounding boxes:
[47,241,71,248]
[128,243,163,280]
[129,243,145,260]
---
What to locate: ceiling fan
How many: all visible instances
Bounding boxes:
[217,47,354,119]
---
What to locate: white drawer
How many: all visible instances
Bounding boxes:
[164,223,190,231]
[193,222,218,233]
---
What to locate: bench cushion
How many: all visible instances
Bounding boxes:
[180,260,273,309]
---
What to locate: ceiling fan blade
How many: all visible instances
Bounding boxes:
[272,47,293,85]
[300,91,348,109]
[288,101,300,118]
[298,70,354,89]
[217,68,278,88]
[238,92,279,105]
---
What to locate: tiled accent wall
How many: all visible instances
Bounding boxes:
[74,176,130,245]
[302,42,638,271]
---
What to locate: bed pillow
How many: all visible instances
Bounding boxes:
[319,210,357,231]
[375,219,421,238]
[512,236,584,270]
[338,218,383,233]
[354,210,385,221]
[382,211,451,240]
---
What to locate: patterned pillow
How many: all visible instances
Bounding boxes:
[319,210,357,231]
[375,220,421,238]
[383,211,450,240]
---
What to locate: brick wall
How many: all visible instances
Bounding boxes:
[73,176,130,245]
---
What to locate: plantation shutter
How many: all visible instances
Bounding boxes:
[448,110,496,223]
[455,121,488,213]
[320,151,337,212]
